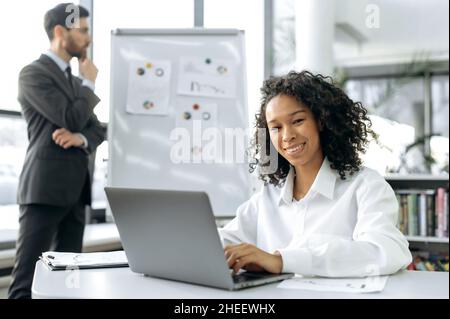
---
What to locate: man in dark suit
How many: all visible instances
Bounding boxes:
[8,3,105,299]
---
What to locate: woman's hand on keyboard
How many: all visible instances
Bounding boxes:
[224,243,283,274]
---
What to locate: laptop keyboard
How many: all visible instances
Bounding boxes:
[232,272,275,284]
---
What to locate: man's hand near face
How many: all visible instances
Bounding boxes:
[52,128,84,149]
[79,57,98,83]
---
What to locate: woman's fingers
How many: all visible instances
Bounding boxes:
[225,245,259,272]
[224,244,282,274]
[233,257,243,274]
[226,249,243,268]
[225,244,251,264]
[233,256,269,274]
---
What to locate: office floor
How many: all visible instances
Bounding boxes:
[0,276,11,299]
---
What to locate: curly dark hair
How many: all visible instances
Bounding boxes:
[249,70,377,186]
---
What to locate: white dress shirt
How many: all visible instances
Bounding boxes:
[44,50,93,149]
[219,158,412,277]
[44,50,95,91]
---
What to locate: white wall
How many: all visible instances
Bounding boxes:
[334,0,449,66]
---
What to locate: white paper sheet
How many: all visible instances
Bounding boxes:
[278,275,389,293]
[126,59,172,115]
[177,57,236,99]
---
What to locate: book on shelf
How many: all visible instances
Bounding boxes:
[407,193,418,236]
[395,187,449,239]
[418,193,426,236]
[426,193,435,237]
[436,188,448,238]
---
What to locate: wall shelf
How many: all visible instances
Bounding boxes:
[386,176,449,250]
[385,175,449,190]
[406,236,449,244]
[385,174,449,181]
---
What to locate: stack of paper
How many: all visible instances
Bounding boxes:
[40,250,128,270]
[278,275,389,293]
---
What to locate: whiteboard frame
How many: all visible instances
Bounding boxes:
[106,28,251,219]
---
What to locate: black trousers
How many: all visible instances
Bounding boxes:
[8,202,85,299]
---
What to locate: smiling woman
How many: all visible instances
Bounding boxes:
[265,95,323,185]
[250,70,377,186]
[219,70,412,278]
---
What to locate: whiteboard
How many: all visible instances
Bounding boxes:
[107,29,251,217]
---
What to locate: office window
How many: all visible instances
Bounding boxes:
[272,0,295,76]
[0,117,27,204]
[0,116,27,231]
[92,0,195,123]
[0,1,77,233]
[431,75,449,175]
[0,0,80,112]
[204,0,265,125]
[345,78,431,175]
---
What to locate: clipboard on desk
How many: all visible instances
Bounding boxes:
[40,250,129,270]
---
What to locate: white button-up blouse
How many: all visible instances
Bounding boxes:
[219,158,412,277]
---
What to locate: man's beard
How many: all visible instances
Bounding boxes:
[65,37,86,59]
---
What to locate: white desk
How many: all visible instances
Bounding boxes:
[0,223,122,272]
[32,261,449,299]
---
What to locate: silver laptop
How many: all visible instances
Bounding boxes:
[104,187,294,290]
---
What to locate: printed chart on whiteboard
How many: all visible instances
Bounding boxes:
[177,56,237,99]
[126,59,172,115]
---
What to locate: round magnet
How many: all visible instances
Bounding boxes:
[205,58,212,64]
[183,112,192,120]
[202,112,211,120]
[193,104,200,110]
[155,68,164,77]
[217,65,227,74]
[146,63,153,69]
[143,101,154,109]
[137,68,145,76]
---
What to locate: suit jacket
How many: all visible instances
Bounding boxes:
[17,54,106,207]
